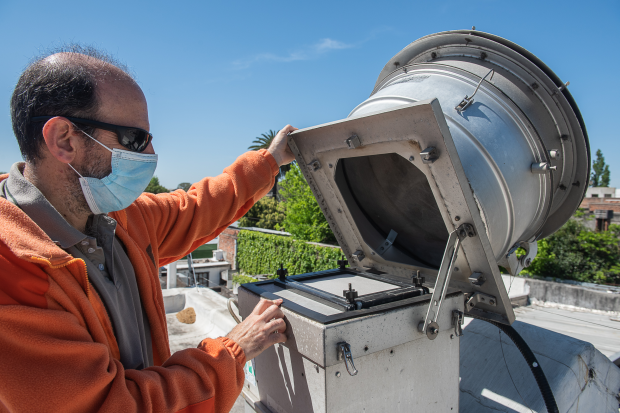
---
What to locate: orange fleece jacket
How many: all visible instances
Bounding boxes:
[0,149,279,413]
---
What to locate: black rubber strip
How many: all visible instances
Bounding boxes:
[484,319,559,413]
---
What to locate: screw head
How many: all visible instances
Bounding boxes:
[336,371,341,377]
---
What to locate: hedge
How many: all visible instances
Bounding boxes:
[237,230,342,277]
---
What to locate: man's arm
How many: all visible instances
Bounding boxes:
[118,125,297,265]
[0,264,285,413]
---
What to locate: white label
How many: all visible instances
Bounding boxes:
[244,360,256,386]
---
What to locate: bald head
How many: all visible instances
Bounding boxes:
[11,46,141,163]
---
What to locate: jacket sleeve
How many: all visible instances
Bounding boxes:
[0,303,245,413]
[123,149,279,265]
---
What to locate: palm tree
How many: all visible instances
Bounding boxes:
[249,130,292,198]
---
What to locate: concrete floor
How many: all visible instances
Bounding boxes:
[164,287,620,412]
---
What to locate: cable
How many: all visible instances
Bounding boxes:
[498,329,533,413]
[481,318,559,413]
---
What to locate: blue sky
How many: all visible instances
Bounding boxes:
[1,0,618,189]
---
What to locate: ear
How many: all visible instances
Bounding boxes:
[41,117,84,164]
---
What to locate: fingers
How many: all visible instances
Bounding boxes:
[260,305,284,321]
[266,317,287,334]
[251,298,282,316]
[271,332,287,345]
[281,124,298,135]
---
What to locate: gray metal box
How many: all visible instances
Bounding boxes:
[239,279,463,413]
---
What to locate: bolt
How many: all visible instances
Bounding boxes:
[489,299,495,305]
[525,258,532,267]
[329,164,333,168]
[480,52,487,60]
[336,371,341,377]
[409,155,415,161]
[390,349,394,354]
[532,362,538,368]
[454,267,459,272]
[531,82,539,90]
[455,216,461,221]
[450,334,455,339]
[431,52,437,59]
[394,61,400,66]
[429,327,438,335]
[364,345,369,352]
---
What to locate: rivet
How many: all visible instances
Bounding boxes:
[336,371,341,377]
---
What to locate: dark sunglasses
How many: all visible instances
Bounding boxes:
[31,116,153,153]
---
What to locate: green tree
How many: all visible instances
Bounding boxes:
[238,197,286,230]
[278,163,336,244]
[177,182,191,192]
[522,220,620,284]
[144,176,169,194]
[590,149,610,187]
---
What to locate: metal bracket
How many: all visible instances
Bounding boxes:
[466,292,498,310]
[377,229,398,256]
[418,223,475,340]
[345,134,362,149]
[500,240,538,276]
[452,310,464,337]
[455,68,494,112]
[337,342,358,376]
[420,146,439,164]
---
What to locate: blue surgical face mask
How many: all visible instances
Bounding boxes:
[69,130,158,214]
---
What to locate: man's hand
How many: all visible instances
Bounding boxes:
[226,298,287,361]
[267,125,298,167]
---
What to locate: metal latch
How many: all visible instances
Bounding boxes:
[455,68,494,112]
[452,310,464,337]
[337,342,358,376]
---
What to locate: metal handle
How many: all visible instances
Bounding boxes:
[227,297,241,324]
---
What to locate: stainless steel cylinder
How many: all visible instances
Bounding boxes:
[348,30,590,260]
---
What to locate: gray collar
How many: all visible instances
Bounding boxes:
[2,162,88,249]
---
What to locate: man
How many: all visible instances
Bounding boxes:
[0,48,295,412]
